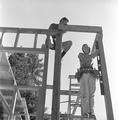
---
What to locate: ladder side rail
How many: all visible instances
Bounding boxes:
[67,77,72,120]
[7,53,30,120]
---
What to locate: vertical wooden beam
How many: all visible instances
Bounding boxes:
[14,32,19,47]
[67,77,71,116]
[34,33,38,48]
[98,33,114,120]
[0,32,4,45]
[51,32,62,120]
[36,37,49,120]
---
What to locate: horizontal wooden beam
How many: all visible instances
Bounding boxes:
[59,24,102,33]
[15,113,93,119]
[0,27,57,35]
[0,27,48,34]
[0,85,80,96]
[0,46,45,54]
[60,90,80,96]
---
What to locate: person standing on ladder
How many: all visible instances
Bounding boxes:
[47,17,72,58]
[75,42,99,119]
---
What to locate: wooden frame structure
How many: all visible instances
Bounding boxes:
[0,27,50,120]
[51,24,114,120]
[0,23,114,120]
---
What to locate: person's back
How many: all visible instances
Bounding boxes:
[47,17,72,58]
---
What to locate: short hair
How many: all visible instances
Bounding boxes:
[59,17,69,23]
[82,44,90,53]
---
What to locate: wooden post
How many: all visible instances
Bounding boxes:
[51,32,62,120]
[0,32,4,45]
[34,33,38,48]
[67,77,71,116]
[98,33,114,120]
[14,32,19,47]
[37,38,49,120]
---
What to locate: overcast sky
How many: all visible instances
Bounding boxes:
[0,0,118,120]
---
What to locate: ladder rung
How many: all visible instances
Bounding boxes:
[71,103,81,106]
[71,88,80,91]
[68,75,76,79]
[71,84,80,86]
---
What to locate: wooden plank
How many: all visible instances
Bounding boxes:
[0,27,56,35]
[34,33,38,48]
[71,84,80,86]
[0,85,80,96]
[51,33,62,120]
[14,32,19,47]
[13,113,95,120]
[36,36,50,120]
[0,46,45,54]
[67,78,71,115]
[0,27,48,34]
[98,33,114,120]
[0,32,4,45]
[59,24,102,33]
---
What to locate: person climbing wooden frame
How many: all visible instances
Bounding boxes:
[75,38,99,119]
[47,17,72,58]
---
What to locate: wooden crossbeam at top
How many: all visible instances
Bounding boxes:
[0,27,55,35]
[59,24,102,33]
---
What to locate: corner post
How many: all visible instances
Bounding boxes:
[51,31,63,120]
[98,32,114,120]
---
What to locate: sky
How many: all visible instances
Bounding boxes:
[0,0,118,120]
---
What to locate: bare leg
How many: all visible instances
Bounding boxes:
[61,40,72,58]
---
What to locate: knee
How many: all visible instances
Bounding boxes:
[68,40,72,47]
[66,40,72,49]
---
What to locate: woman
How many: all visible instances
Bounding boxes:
[76,43,99,118]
